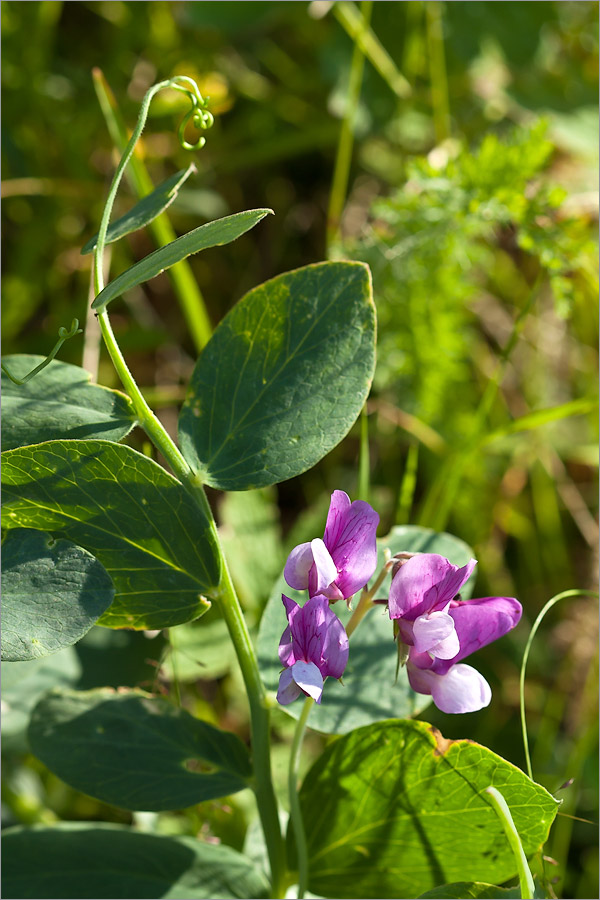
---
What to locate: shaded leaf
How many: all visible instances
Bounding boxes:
[1,356,136,452]
[257,526,475,733]
[178,261,376,490]
[2,823,269,899]
[29,688,251,811]
[1,440,221,630]
[81,165,197,254]
[296,719,559,899]
[2,529,114,661]
[92,208,273,311]
[163,615,236,682]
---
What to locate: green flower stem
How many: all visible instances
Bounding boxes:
[288,696,315,900]
[519,588,599,780]
[326,0,372,253]
[485,786,535,900]
[92,69,213,352]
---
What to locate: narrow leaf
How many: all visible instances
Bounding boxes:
[1,356,136,451]
[81,164,197,254]
[92,208,273,311]
[2,529,114,661]
[29,688,251,810]
[1,440,221,630]
[257,526,474,733]
[296,719,559,899]
[179,261,376,490]
[2,823,270,899]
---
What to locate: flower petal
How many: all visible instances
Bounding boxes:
[412,607,459,658]
[276,668,302,705]
[291,660,324,704]
[407,661,492,713]
[278,625,296,667]
[323,491,379,600]
[431,597,523,675]
[284,542,314,591]
[307,538,338,596]
[388,554,476,621]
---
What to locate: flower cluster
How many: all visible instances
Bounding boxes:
[276,491,379,704]
[276,491,522,715]
[388,553,522,714]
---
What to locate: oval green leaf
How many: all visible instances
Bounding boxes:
[92,208,273,311]
[29,688,251,811]
[1,356,137,452]
[296,719,559,899]
[2,529,114,662]
[2,823,270,899]
[1,440,221,629]
[81,164,197,254]
[256,525,475,734]
[179,261,376,490]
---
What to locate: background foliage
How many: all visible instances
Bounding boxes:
[2,2,598,898]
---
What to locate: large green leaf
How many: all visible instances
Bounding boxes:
[81,165,197,254]
[1,529,114,661]
[1,440,221,629]
[256,526,475,734]
[2,823,270,899]
[92,208,273,311]
[178,261,376,490]
[28,688,251,811]
[295,719,559,899]
[418,884,521,899]
[1,356,136,452]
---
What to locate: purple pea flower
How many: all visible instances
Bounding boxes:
[388,553,522,714]
[276,593,349,705]
[284,490,379,603]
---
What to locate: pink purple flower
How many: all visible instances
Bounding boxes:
[276,594,349,705]
[388,553,522,714]
[284,490,379,603]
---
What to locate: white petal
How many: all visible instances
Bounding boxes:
[413,608,458,659]
[430,664,492,714]
[310,538,338,594]
[276,668,302,705]
[291,660,324,704]
[284,542,314,590]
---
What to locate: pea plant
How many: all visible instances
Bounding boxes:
[1,77,569,900]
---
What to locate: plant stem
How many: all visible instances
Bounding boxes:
[519,588,599,780]
[485,786,535,900]
[92,68,213,352]
[425,0,451,143]
[326,0,372,253]
[288,696,315,900]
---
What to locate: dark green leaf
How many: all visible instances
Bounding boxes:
[296,719,559,899]
[1,440,221,630]
[2,529,114,661]
[81,165,197,254]
[418,883,521,899]
[257,526,475,733]
[2,823,270,899]
[179,261,376,490]
[92,208,273,311]
[28,688,251,810]
[1,356,136,452]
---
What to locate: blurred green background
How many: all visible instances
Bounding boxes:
[2,2,598,898]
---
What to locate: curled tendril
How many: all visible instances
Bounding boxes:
[1,318,82,386]
[177,96,214,151]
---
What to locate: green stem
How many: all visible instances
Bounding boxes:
[519,588,598,781]
[425,0,451,143]
[326,0,372,253]
[485,786,535,899]
[92,69,213,352]
[288,696,315,899]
